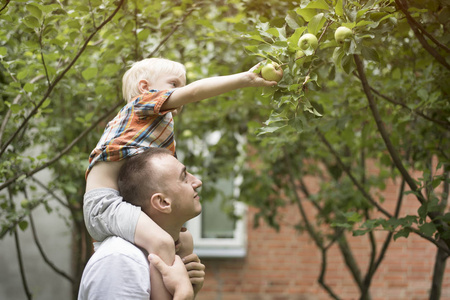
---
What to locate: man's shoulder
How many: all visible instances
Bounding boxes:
[91,236,148,266]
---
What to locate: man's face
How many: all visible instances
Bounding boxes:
[155,155,202,220]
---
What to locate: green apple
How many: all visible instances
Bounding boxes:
[295,50,306,64]
[335,26,353,44]
[261,62,283,82]
[295,50,306,60]
[298,33,318,50]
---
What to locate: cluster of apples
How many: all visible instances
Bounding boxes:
[260,26,353,83]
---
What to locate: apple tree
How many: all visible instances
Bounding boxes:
[1,0,449,299]
[199,0,449,299]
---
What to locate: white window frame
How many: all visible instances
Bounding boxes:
[186,201,247,258]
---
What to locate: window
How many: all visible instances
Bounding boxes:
[181,130,248,258]
[186,177,247,258]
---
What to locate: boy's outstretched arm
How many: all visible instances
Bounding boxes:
[161,64,277,111]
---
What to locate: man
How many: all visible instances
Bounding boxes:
[78,148,205,299]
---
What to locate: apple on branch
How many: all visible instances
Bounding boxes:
[335,26,353,45]
[298,33,318,51]
[261,62,283,82]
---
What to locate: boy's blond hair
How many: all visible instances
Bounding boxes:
[122,58,186,102]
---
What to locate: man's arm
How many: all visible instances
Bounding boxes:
[161,64,277,111]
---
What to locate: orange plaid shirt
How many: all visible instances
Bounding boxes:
[86,89,176,178]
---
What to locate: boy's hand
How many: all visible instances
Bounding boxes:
[182,253,205,296]
[246,62,279,87]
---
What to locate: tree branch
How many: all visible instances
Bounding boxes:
[284,150,342,299]
[337,235,364,291]
[0,75,46,148]
[316,128,393,218]
[353,54,450,250]
[395,0,450,70]
[352,73,450,131]
[353,54,425,203]
[318,246,342,300]
[395,0,450,54]
[29,209,74,283]
[8,188,33,300]
[148,2,202,57]
[361,179,406,300]
[0,0,10,14]
[0,99,123,192]
[30,176,70,209]
[0,0,125,158]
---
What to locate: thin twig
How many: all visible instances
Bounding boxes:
[0,0,125,158]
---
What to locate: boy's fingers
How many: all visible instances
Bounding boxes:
[185,261,205,271]
[182,253,200,263]
[249,62,262,72]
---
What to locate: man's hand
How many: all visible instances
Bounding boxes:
[149,254,194,300]
[182,253,205,296]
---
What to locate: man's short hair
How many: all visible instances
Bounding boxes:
[118,147,173,208]
[122,58,186,102]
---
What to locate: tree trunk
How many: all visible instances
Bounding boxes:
[429,247,448,300]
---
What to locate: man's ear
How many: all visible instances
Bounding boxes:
[138,79,150,94]
[150,193,172,214]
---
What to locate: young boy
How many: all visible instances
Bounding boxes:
[84,57,277,299]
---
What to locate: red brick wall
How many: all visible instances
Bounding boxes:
[196,176,450,300]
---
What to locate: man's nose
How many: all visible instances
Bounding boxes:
[191,175,202,189]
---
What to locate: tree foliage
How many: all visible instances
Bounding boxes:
[0,0,449,299]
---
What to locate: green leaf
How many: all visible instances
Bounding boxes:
[26,3,43,19]
[41,98,51,109]
[82,68,98,80]
[419,222,437,237]
[0,47,7,56]
[23,83,35,92]
[307,13,325,36]
[335,0,344,17]
[257,125,287,135]
[352,229,367,236]
[19,221,29,231]
[305,0,329,10]
[393,227,411,240]
[23,16,40,28]
[285,11,302,29]
[266,27,279,37]
[296,8,317,22]
[361,46,380,62]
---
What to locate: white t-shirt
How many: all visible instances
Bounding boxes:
[78,236,150,300]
